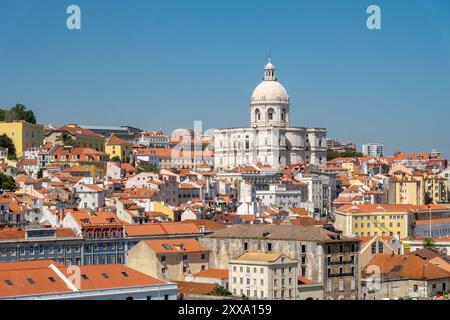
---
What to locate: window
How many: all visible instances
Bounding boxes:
[244,242,248,251]
[371,242,377,254]
[339,279,344,292]
[326,280,332,292]
[27,278,35,284]
[48,277,56,283]
[268,108,275,120]
[413,284,418,292]
[267,243,272,252]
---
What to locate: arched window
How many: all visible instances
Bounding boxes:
[255,109,261,121]
[282,108,286,121]
[268,108,275,121]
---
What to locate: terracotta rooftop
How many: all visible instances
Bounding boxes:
[192,268,229,279]
[0,260,168,298]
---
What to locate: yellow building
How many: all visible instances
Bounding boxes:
[105,134,132,163]
[387,172,449,205]
[0,121,44,158]
[45,124,105,152]
[126,238,209,282]
[153,201,175,221]
[49,145,109,177]
[334,204,415,239]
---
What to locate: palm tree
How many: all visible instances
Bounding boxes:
[56,132,76,146]
[423,238,440,253]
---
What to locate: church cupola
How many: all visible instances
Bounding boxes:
[250,58,291,128]
[263,58,277,81]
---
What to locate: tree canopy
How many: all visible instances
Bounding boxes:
[110,155,121,163]
[0,104,36,124]
[207,286,232,297]
[56,132,77,147]
[327,149,364,161]
[136,164,159,174]
[0,173,16,191]
[0,134,16,159]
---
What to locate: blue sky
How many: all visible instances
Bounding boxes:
[0,0,449,155]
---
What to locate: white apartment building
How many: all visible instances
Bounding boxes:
[362,143,384,157]
[229,252,298,300]
[137,131,169,148]
[74,183,106,211]
[256,183,307,210]
[295,173,333,217]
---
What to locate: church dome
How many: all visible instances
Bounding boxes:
[251,81,289,104]
[250,59,290,105]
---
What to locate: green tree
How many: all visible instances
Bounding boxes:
[0,104,37,124]
[0,173,16,191]
[9,104,36,123]
[56,132,76,146]
[327,149,364,161]
[136,164,159,174]
[110,155,121,163]
[208,286,232,297]
[0,134,16,160]
[423,238,440,253]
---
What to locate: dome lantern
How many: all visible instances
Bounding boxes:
[264,58,277,81]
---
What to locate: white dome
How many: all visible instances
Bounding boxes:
[251,80,289,105]
[265,62,275,70]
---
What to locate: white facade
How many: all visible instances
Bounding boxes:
[362,143,384,157]
[214,60,327,171]
[229,253,298,300]
[295,173,333,217]
[74,184,106,211]
[256,184,307,210]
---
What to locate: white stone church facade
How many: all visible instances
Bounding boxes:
[214,60,327,170]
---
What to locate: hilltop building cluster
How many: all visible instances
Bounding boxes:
[0,61,448,300]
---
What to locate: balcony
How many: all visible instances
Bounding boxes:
[328,272,354,278]
[328,260,354,265]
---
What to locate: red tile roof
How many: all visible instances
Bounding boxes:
[0,260,168,297]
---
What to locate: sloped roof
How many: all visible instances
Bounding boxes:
[206,224,346,242]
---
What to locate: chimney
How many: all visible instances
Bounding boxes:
[199,225,206,233]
